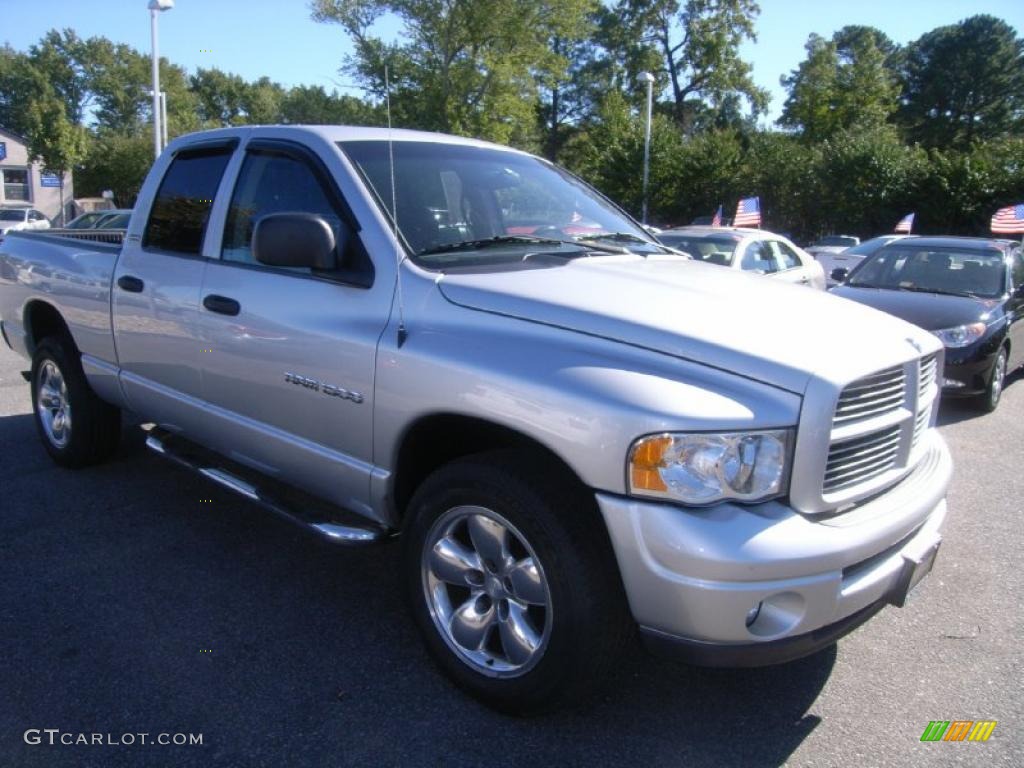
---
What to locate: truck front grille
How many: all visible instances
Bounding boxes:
[833,365,905,424]
[824,425,901,493]
[820,354,938,504]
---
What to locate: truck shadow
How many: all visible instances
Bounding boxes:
[0,414,831,768]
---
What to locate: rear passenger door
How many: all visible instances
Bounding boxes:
[192,139,386,511]
[112,142,235,429]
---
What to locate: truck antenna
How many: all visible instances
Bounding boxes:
[385,64,408,348]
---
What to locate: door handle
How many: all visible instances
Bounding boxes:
[116,275,144,293]
[203,294,241,316]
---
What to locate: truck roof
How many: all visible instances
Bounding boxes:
[167,124,529,156]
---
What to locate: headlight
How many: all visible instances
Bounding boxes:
[628,430,792,505]
[933,323,985,348]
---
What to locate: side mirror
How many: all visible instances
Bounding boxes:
[253,212,339,270]
[831,267,849,283]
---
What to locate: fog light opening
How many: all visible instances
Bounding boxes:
[745,592,806,638]
[745,602,762,628]
[942,378,965,389]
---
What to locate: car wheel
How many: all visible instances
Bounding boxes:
[978,347,1007,413]
[31,336,121,467]
[403,450,632,714]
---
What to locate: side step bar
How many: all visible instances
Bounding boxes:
[144,428,389,546]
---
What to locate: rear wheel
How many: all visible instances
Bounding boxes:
[31,337,121,467]
[403,451,632,714]
[977,347,1007,413]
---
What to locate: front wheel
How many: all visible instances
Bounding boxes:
[31,337,121,467]
[403,451,632,714]
[977,347,1007,413]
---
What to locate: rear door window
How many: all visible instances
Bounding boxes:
[741,241,779,273]
[143,147,234,255]
[771,240,802,270]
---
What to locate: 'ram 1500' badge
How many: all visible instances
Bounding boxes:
[284,372,363,404]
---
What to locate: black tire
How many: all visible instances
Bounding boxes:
[402,450,633,715]
[976,347,1007,413]
[30,336,121,468]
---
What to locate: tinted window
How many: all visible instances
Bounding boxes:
[741,241,778,273]
[850,247,1006,297]
[144,148,233,254]
[772,240,802,270]
[222,151,345,270]
[1012,251,1024,288]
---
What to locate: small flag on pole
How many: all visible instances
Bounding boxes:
[711,205,723,227]
[734,197,761,228]
[894,213,914,234]
[991,203,1024,234]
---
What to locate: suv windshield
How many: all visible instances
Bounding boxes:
[0,209,26,221]
[849,246,1006,298]
[340,140,662,268]
[656,233,740,266]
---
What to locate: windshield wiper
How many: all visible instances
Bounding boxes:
[418,235,565,257]
[574,231,649,244]
[898,285,983,298]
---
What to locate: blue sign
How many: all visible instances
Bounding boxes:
[40,173,61,188]
[0,142,6,161]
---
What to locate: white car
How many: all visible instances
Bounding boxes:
[819,235,913,286]
[657,226,827,289]
[0,207,51,239]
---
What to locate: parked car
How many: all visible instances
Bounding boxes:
[820,235,912,286]
[831,236,1024,412]
[0,125,950,713]
[657,225,826,289]
[96,211,132,229]
[806,234,860,262]
[0,207,50,240]
[65,208,133,230]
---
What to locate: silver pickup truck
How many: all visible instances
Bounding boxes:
[0,126,951,713]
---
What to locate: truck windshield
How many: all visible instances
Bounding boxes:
[340,140,663,267]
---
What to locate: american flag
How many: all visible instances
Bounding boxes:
[711,204,723,227]
[894,213,914,234]
[734,196,761,227]
[991,203,1024,234]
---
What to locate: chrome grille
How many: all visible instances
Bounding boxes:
[833,366,906,424]
[919,354,937,399]
[824,425,901,493]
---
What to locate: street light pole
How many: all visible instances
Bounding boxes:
[638,71,655,225]
[148,0,174,159]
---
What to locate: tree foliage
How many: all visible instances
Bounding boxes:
[897,15,1024,148]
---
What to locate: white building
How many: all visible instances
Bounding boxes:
[0,126,74,223]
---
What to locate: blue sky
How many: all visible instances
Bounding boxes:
[3,0,1023,121]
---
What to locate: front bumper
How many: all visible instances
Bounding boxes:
[941,352,996,397]
[597,431,951,665]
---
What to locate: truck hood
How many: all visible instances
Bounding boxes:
[436,255,938,394]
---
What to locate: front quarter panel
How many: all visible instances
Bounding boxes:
[371,274,801,524]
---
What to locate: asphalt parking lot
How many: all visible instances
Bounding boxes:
[0,344,1020,768]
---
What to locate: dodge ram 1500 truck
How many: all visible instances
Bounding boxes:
[0,126,951,714]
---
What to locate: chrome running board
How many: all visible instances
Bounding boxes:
[144,428,388,546]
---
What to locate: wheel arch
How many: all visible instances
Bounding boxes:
[22,300,74,356]
[391,413,592,524]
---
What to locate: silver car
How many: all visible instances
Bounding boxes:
[658,225,826,289]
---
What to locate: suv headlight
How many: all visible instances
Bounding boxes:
[628,430,792,505]
[933,323,985,348]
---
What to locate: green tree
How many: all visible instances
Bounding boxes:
[24,92,88,224]
[611,0,767,130]
[279,84,382,124]
[898,15,1024,148]
[75,130,153,206]
[0,45,46,135]
[780,26,900,142]
[311,0,594,145]
[190,67,251,126]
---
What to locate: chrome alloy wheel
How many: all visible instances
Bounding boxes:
[36,360,71,449]
[991,351,1007,406]
[422,506,552,677]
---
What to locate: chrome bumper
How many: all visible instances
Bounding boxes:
[597,430,951,658]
